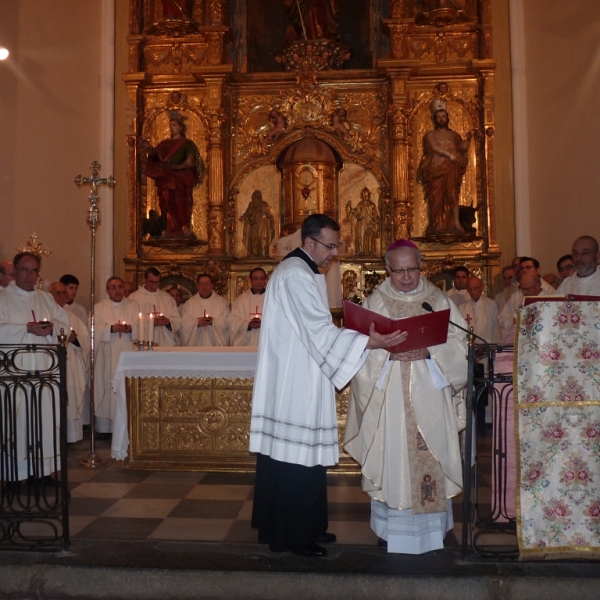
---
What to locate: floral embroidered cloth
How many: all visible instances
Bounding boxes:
[515,301,600,560]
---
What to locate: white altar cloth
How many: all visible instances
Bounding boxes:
[111,347,257,460]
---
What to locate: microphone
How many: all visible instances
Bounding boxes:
[421,301,490,347]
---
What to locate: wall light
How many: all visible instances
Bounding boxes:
[0,47,9,60]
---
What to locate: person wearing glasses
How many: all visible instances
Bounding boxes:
[250,214,406,557]
[0,252,70,484]
[345,239,468,554]
[557,236,600,296]
[556,254,575,284]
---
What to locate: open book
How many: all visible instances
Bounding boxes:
[342,300,450,353]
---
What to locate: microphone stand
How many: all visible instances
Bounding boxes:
[421,301,497,556]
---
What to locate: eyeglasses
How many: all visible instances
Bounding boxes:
[388,267,420,276]
[519,264,536,271]
[558,265,575,273]
[16,268,39,275]
[309,237,342,251]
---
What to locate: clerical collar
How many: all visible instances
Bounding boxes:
[251,289,265,295]
[284,247,320,274]
[109,299,124,307]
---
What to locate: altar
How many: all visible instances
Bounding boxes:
[111,347,354,472]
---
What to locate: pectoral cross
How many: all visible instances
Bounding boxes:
[465,313,473,325]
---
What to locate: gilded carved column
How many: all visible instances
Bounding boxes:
[481,69,498,252]
[390,103,412,240]
[206,108,227,254]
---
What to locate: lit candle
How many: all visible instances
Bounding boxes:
[118,319,122,338]
[147,313,154,343]
[138,312,144,342]
[203,309,206,318]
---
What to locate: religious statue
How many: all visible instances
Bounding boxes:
[282,0,339,42]
[266,110,286,143]
[346,187,380,256]
[140,111,205,238]
[417,96,473,235]
[332,107,351,140]
[240,190,276,257]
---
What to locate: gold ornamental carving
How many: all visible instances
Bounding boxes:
[232,89,386,166]
[125,374,358,472]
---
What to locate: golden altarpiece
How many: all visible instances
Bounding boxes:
[121,0,499,471]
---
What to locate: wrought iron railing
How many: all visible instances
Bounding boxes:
[462,343,518,559]
[0,343,69,551]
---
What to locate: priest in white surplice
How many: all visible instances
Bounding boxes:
[94,277,139,435]
[129,267,181,347]
[0,253,70,481]
[250,215,406,557]
[460,276,497,344]
[180,274,230,346]
[557,236,600,296]
[50,282,90,443]
[445,265,470,308]
[345,240,468,554]
[60,274,88,325]
[229,267,267,347]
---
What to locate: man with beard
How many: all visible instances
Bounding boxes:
[418,103,473,234]
[557,236,600,296]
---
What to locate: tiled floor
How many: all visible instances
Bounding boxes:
[62,430,502,548]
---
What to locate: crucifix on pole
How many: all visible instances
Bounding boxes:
[74,161,115,468]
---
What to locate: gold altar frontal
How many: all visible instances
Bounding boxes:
[124,374,356,473]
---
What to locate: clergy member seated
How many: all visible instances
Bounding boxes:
[445,265,470,308]
[344,239,467,554]
[50,282,90,443]
[0,252,70,483]
[229,267,267,347]
[59,274,88,324]
[180,274,230,346]
[556,236,600,296]
[130,267,181,347]
[94,277,139,437]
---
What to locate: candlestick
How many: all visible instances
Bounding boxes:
[138,312,144,342]
[147,313,154,343]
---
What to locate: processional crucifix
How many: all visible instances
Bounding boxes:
[74,161,115,468]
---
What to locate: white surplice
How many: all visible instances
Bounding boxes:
[459,295,498,343]
[556,269,600,296]
[68,300,88,325]
[64,311,90,443]
[494,281,518,313]
[0,282,70,480]
[445,287,469,308]
[180,292,230,347]
[497,287,552,341]
[249,251,369,468]
[129,287,181,347]
[229,289,265,347]
[94,298,139,433]
[344,277,467,554]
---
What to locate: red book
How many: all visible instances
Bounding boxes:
[342,300,450,353]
